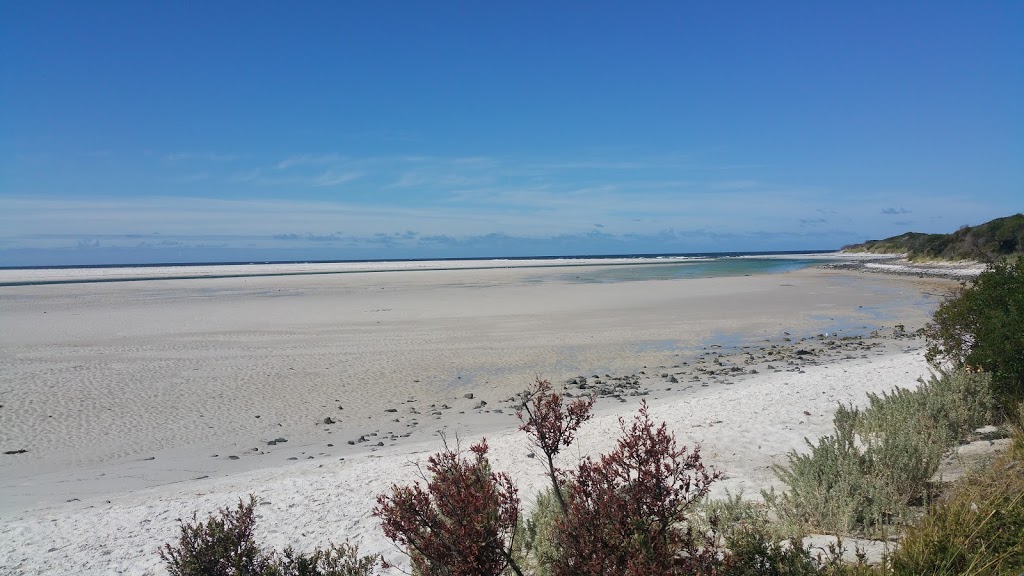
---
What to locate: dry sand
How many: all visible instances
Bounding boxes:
[0,263,957,574]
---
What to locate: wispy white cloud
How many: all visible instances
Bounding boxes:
[4,148,1009,264]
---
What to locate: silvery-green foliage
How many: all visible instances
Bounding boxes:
[769,367,993,535]
[857,368,992,447]
[520,487,563,576]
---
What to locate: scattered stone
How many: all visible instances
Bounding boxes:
[4,449,28,455]
[463,393,474,399]
[323,417,335,424]
[267,440,277,445]
[228,455,239,460]
[384,408,397,413]
[274,437,287,443]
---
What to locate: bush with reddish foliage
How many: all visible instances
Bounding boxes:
[516,378,595,512]
[552,403,721,575]
[374,438,523,576]
[376,379,723,575]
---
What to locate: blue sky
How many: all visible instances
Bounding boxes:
[1,2,1021,265]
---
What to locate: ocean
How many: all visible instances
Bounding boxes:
[0,250,843,287]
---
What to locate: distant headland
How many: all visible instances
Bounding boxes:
[841,213,1024,261]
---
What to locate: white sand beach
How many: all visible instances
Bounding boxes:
[0,263,956,574]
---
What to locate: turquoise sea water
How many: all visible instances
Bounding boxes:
[547,257,832,284]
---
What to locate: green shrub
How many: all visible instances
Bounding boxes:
[160,496,379,576]
[272,543,380,576]
[854,369,992,505]
[1010,403,1024,461]
[711,501,883,576]
[520,487,563,576]
[721,522,820,576]
[160,496,274,576]
[926,255,1024,412]
[856,369,992,447]
[699,489,776,541]
[767,412,890,534]
[890,454,1024,575]
[768,368,992,535]
[698,490,819,576]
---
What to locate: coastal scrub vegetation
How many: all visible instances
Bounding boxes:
[373,437,524,576]
[545,403,720,575]
[766,368,992,535]
[373,379,721,575]
[842,213,1024,261]
[889,447,1024,575]
[160,496,379,576]
[925,255,1024,412]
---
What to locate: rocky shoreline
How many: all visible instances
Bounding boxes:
[826,256,985,279]
[203,320,927,474]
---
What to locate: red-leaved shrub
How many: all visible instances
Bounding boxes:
[374,438,523,576]
[380,381,720,575]
[552,402,721,576]
[517,378,595,512]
